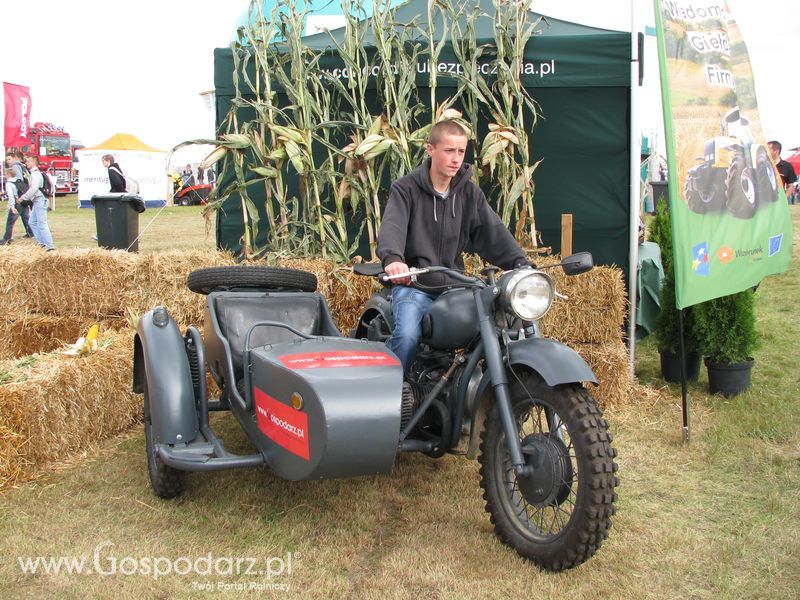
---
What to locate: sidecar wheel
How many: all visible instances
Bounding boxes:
[187,266,317,294]
[479,373,618,571]
[144,381,186,499]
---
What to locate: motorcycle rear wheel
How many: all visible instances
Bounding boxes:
[479,372,618,571]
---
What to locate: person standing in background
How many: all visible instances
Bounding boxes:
[181,164,194,187]
[4,152,34,237]
[1,167,23,245]
[19,156,55,251]
[767,140,797,204]
[102,154,127,193]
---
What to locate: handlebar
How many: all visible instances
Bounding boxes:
[352,263,483,286]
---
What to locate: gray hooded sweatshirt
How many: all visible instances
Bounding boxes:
[377,158,528,288]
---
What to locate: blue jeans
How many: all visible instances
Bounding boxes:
[29,197,55,250]
[2,204,32,241]
[387,285,437,372]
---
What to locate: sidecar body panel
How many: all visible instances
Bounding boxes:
[248,338,403,480]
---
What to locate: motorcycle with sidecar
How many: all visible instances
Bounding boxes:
[133,253,618,571]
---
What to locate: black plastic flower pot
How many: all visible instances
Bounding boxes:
[704,357,754,397]
[659,349,701,383]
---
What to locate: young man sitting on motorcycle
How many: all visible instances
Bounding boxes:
[376,120,531,372]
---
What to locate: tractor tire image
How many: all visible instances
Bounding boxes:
[684,164,727,214]
[755,146,779,204]
[144,376,187,499]
[726,151,758,219]
[187,266,317,295]
[479,372,618,571]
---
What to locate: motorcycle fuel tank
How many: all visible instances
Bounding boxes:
[421,289,480,350]
[249,338,403,481]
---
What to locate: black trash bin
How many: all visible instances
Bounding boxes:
[650,180,669,211]
[91,194,146,252]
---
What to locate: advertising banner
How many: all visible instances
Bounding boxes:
[3,82,32,147]
[653,1,793,308]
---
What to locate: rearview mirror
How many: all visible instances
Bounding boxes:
[561,252,593,276]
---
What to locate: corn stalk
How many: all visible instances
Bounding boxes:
[197,0,544,260]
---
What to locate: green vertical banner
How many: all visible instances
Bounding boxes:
[653,1,793,309]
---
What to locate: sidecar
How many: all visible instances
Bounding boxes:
[132,266,404,497]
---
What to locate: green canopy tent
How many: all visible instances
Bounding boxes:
[213,0,641,275]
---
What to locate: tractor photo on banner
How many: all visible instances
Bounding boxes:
[653,0,793,309]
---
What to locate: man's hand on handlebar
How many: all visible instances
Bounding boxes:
[384,261,413,285]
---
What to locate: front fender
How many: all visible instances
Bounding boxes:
[133,307,199,445]
[506,337,597,386]
[464,337,596,459]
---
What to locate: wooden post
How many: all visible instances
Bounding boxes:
[561,214,573,257]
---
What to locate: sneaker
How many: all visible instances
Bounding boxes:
[23,234,32,238]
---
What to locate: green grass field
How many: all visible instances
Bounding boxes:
[15,194,217,253]
[0,202,798,598]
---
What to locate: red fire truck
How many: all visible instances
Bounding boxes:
[12,122,77,194]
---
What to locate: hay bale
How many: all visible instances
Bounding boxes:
[573,340,632,410]
[328,265,380,334]
[540,264,628,345]
[2,247,139,320]
[0,331,138,489]
[0,313,127,361]
[124,249,236,326]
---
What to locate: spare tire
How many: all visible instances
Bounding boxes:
[187,266,317,294]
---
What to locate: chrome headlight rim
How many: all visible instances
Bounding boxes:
[499,269,554,321]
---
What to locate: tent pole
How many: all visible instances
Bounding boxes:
[627,0,641,375]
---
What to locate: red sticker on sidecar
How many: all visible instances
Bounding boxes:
[279,350,399,369]
[255,388,310,461]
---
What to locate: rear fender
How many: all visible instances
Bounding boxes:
[133,307,199,445]
[354,291,394,339]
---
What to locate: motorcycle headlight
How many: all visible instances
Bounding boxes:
[499,270,554,321]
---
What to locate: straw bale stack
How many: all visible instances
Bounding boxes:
[573,340,632,410]
[327,265,380,334]
[123,250,236,326]
[0,331,138,489]
[0,246,140,320]
[0,313,124,361]
[540,264,628,345]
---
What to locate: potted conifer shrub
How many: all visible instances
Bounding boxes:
[649,199,701,382]
[692,290,758,397]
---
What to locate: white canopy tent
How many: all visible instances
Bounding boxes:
[77,133,170,208]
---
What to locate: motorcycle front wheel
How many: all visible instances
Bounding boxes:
[479,372,618,571]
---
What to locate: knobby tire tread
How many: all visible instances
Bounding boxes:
[478,375,618,571]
